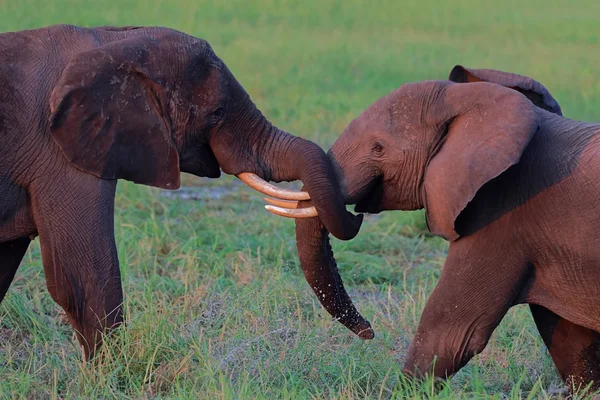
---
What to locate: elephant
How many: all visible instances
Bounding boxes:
[264,66,600,390]
[0,24,371,359]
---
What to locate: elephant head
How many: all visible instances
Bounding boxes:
[266,66,562,338]
[48,28,363,241]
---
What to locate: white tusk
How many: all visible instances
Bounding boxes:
[264,197,299,209]
[237,172,310,200]
[265,204,318,219]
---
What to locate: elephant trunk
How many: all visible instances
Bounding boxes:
[207,67,362,240]
[294,202,374,339]
[256,123,363,241]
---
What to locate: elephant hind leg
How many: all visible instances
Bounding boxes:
[530,304,600,392]
[0,237,30,302]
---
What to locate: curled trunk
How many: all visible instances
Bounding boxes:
[209,74,362,240]
[257,125,363,241]
[295,198,374,339]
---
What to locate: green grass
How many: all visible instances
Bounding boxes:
[1,0,600,398]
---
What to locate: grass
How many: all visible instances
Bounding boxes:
[1,0,600,398]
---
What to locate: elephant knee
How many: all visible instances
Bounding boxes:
[405,322,494,379]
[46,274,85,318]
[46,270,123,331]
[459,328,490,363]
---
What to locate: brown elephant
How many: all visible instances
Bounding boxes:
[266,66,600,390]
[0,24,371,359]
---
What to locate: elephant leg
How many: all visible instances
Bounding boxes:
[530,304,600,391]
[30,175,123,360]
[0,237,31,302]
[403,235,528,380]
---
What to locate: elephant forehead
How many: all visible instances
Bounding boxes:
[377,80,449,128]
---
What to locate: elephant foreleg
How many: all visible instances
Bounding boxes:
[0,237,30,302]
[530,304,600,391]
[30,174,123,360]
[403,235,529,380]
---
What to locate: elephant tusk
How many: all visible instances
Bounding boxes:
[264,197,299,209]
[265,204,318,218]
[237,172,310,201]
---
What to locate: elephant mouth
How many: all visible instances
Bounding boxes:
[204,161,221,179]
[201,144,222,178]
[354,176,385,214]
[180,143,221,179]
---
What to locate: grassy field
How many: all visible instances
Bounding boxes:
[1,0,600,398]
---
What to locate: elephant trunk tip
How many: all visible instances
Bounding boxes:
[357,324,375,340]
[336,310,374,340]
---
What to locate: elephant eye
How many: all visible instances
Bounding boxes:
[210,107,225,123]
[371,141,384,157]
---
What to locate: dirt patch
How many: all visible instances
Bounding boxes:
[160,184,242,201]
[160,177,306,202]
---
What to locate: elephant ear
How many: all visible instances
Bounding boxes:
[49,36,180,190]
[448,65,562,116]
[423,82,539,241]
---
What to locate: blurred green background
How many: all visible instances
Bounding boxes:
[1,1,599,398]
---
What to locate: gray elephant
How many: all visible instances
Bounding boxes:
[0,24,369,359]
[266,66,600,390]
